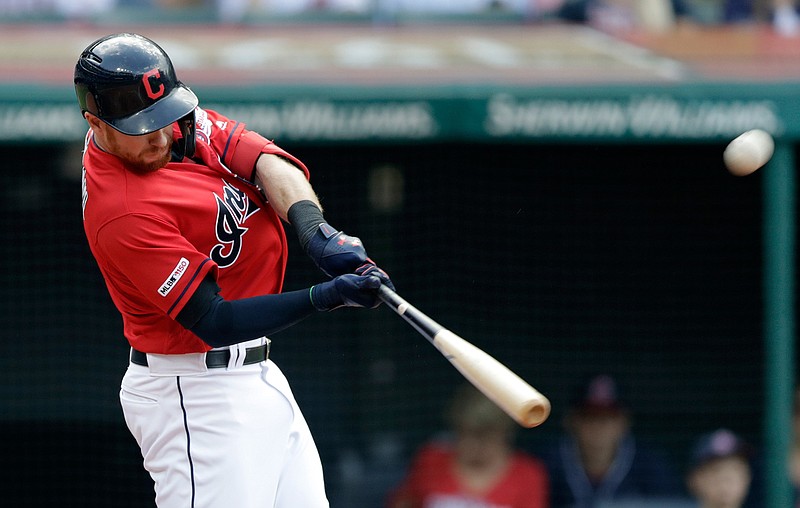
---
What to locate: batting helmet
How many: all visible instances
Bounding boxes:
[74,33,198,152]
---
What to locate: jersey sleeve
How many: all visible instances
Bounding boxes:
[94,213,218,319]
[201,108,309,183]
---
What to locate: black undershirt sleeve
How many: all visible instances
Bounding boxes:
[176,275,317,348]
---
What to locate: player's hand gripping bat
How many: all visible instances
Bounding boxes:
[377,285,551,428]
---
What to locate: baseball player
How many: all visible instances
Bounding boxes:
[75,33,393,508]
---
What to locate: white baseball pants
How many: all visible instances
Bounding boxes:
[119,342,329,508]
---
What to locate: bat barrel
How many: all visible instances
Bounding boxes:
[433,329,551,428]
[379,285,552,428]
[522,401,551,428]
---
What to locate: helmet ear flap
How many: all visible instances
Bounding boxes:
[172,111,196,160]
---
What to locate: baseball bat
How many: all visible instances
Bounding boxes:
[377,284,551,428]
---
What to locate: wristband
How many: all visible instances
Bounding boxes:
[287,200,325,251]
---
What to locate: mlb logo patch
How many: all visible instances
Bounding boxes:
[159,258,190,297]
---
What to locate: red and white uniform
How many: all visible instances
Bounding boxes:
[82,107,307,354]
[81,107,329,508]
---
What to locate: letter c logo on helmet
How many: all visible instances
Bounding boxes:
[142,68,165,100]
[73,33,198,138]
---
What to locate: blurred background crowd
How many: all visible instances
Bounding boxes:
[1,0,800,36]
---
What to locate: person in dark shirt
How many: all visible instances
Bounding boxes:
[541,374,684,508]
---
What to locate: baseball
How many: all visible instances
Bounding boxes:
[723,129,774,176]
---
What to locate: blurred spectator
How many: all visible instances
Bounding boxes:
[722,0,799,35]
[153,0,207,8]
[722,0,758,22]
[0,0,219,17]
[0,0,116,17]
[557,0,692,32]
[386,383,549,508]
[213,0,370,23]
[56,0,116,16]
[686,428,753,508]
[772,0,799,35]
[210,0,566,21]
[378,0,566,17]
[540,374,684,508]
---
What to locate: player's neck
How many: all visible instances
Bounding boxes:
[91,131,110,154]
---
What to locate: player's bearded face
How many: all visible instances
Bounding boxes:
[103,125,173,173]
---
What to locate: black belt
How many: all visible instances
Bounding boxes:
[130,342,270,369]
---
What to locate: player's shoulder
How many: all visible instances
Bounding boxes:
[82,146,152,228]
[193,106,243,147]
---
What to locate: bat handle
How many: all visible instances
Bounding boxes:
[377,284,403,308]
[377,284,443,342]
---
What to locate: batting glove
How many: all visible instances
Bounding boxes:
[310,274,383,311]
[355,259,395,291]
[307,223,369,278]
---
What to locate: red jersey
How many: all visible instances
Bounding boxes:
[81,107,309,354]
[388,442,549,508]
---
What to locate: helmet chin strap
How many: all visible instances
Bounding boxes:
[171,112,196,160]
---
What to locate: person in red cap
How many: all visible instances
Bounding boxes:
[540,374,683,507]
